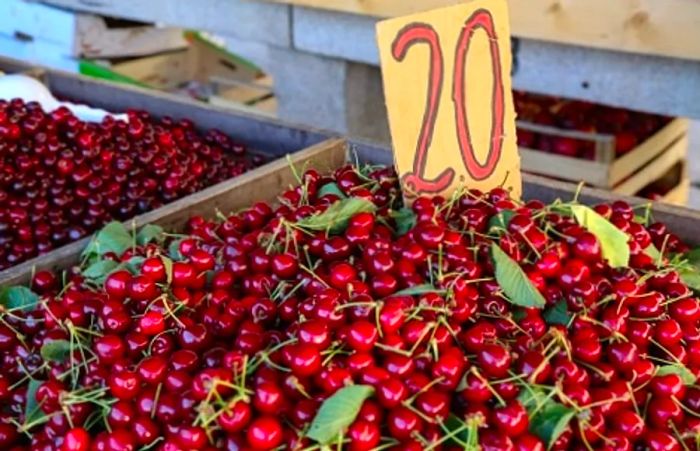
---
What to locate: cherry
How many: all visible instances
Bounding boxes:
[478,343,512,378]
[376,378,408,408]
[62,427,91,451]
[348,419,381,451]
[387,406,422,440]
[246,416,283,450]
[346,321,378,352]
[286,344,322,377]
[109,370,140,400]
[132,416,159,446]
[492,401,529,437]
[139,311,165,336]
[253,382,285,414]
[611,409,645,439]
[141,257,166,282]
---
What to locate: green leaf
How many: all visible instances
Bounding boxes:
[162,256,174,285]
[40,339,71,362]
[530,403,577,447]
[392,284,445,297]
[124,256,145,274]
[491,243,546,309]
[136,224,164,246]
[82,259,120,284]
[644,244,662,262]
[82,221,132,259]
[543,300,571,326]
[443,414,479,449]
[657,364,697,385]
[168,239,185,261]
[297,198,376,235]
[390,208,417,236]
[0,286,40,312]
[25,379,45,425]
[317,182,347,199]
[519,388,576,448]
[488,209,516,233]
[681,272,700,292]
[569,205,629,268]
[306,385,374,444]
[686,248,700,265]
[679,248,700,292]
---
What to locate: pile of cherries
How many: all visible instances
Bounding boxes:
[1,163,700,451]
[0,98,261,270]
[514,91,670,159]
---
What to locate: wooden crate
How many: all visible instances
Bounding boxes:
[519,118,688,191]
[0,0,186,58]
[81,32,261,91]
[0,56,332,283]
[4,134,700,287]
[636,161,690,207]
[209,75,277,117]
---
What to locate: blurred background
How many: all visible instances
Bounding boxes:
[2,0,698,207]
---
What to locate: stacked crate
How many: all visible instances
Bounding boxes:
[515,92,689,206]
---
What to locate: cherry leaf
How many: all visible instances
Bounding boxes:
[136,224,164,246]
[488,209,516,233]
[392,284,445,297]
[657,364,697,385]
[40,339,71,363]
[390,207,417,236]
[82,259,120,284]
[491,243,546,309]
[518,387,576,447]
[168,239,186,261]
[162,256,174,285]
[297,198,376,234]
[82,221,132,259]
[25,379,47,426]
[543,300,571,326]
[317,182,347,199]
[0,286,40,312]
[306,385,374,444]
[569,205,629,268]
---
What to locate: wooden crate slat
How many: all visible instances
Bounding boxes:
[255,0,700,61]
[613,135,688,196]
[663,178,690,206]
[520,148,609,187]
[609,118,689,186]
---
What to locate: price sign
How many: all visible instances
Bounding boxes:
[376,0,521,202]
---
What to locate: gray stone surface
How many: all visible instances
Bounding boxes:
[268,47,349,134]
[293,7,379,65]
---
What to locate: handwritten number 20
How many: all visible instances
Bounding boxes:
[392,9,506,196]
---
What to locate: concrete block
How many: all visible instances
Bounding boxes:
[345,63,390,145]
[268,47,349,133]
[512,40,700,120]
[293,7,379,65]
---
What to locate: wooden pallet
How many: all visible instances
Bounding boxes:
[519,118,688,191]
